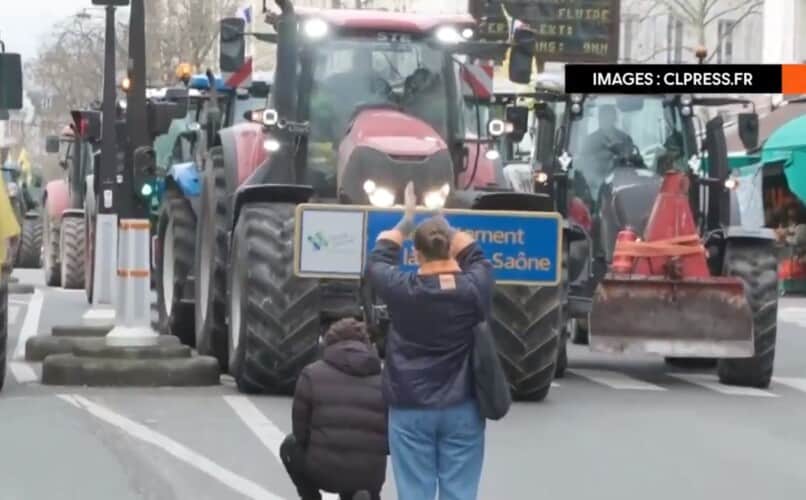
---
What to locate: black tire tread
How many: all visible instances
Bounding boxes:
[234,203,321,394]
[60,217,85,289]
[157,195,197,346]
[17,216,43,268]
[491,284,561,401]
[0,275,7,390]
[717,240,778,388]
[196,147,230,369]
[43,213,60,287]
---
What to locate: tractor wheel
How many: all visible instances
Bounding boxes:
[490,283,562,402]
[228,203,321,394]
[0,272,7,391]
[16,215,43,268]
[571,317,589,345]
[156,195,196,346]
[59,217,85,289]
[42,212,60,287]
[717,239,778,388]
[195,147,230,370]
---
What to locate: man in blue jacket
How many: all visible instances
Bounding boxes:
[365,182,494,500]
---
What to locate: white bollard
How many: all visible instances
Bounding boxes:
[93,213,118,306]
[106,218,158,345]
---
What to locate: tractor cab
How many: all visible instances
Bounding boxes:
[246,3,532,208]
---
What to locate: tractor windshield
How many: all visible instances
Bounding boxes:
[568,95,686,203]
[307,35,449,144]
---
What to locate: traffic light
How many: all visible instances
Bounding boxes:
[132,145,157,215]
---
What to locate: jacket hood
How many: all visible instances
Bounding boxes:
[323,340,382,377]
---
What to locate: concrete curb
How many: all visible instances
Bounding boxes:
[26,335,181,362]
[41,353,221,387]
[51,325,114,337]
[73,342,191,359]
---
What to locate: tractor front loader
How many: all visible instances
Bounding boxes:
[549,89,778,388]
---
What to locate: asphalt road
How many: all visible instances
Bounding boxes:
[3,269,806,500]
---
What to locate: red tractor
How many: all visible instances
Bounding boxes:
[43,111,101,289]
[193,1,566,401]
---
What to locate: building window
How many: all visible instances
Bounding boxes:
[718,19,735,63]
[667,14,684,63]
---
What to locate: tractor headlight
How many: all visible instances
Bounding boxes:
[461,28,474,39]
[724,176,739,190]
[485,149,500,161]
[681,106,692,116]
[263,138,281,152]
[423,183,451,210]
[436,26,463,44]
[363,180,395,207]
[303,18,329,39]
[535,171,549,184]
[680,94,693,106]
[6,182,18,197]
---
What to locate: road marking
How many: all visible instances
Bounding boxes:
[669,373,778,397]
[224,396,338,500]
[569,368,666,391]
[773,377,806,393]
[778,307,806,327]
[83,307,115,321]
[9,290,43,383]
[57,395,286,500]
[8,304,20,324]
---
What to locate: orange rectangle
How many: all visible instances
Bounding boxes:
[782,64,806,94]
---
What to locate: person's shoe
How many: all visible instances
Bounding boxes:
[352,491,372,500]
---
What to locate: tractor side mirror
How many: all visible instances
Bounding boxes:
[508,28,535,85]
[220,17,246,74]
[534,102,557,171]
[703,115,729,180]
[45,136,60,154]
[738,112,759,151]
[0,52,23,111]
[505,105,529,143]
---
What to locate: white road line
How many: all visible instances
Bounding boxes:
[223,396,339,500]
[83,308,116,321]
[8,304,20,324]
[10,290,44,382]
[773,377,806,393]
[57,394,286,500]
[8,361,37,383]
[669,373,778,397]
[569,368,666,391]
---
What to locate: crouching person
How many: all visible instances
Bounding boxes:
[280,318,388,500]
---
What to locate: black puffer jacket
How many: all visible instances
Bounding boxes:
[292,339,388,493]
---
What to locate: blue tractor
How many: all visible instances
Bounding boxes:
[154,71,272,346]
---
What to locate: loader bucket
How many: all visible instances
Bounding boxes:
[589,275,754,358]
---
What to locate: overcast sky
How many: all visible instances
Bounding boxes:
[1,0,117,61]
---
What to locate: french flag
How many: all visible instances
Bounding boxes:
[236,4,253,24]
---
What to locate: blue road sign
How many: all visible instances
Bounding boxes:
[294,204,562,286]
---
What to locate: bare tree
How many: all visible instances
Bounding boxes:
[623,0,762,62]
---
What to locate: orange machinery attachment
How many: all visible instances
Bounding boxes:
[588,171,755,358]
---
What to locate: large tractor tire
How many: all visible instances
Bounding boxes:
[195,147,230,370]
[42,212,60,287]
[156,195,197,346]
[59,217,85,289]
[16,215,43,268]
[0,270,7,391]
[490,284,562,402]
[717,239,778,388]
[228,203,321,394]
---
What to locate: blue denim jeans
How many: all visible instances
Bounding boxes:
[389,399,485,500]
